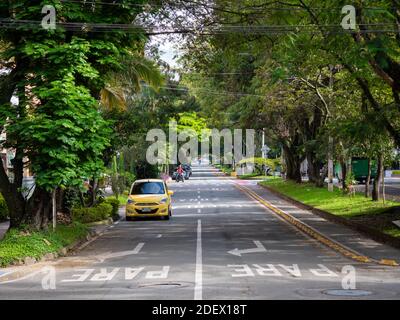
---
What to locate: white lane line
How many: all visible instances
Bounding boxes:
[194,219,203,300]
[0,270,15,279]
[197,208,201,214]
[156,234,162,238]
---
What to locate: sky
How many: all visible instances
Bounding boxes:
[151,35,182,69]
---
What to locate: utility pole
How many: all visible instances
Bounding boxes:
[327,66,334,192]
[261,129,270,176]
[328,136,334,192]
[262,129,266,159]
[52,188,57,231]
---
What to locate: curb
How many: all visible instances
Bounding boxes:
[235,183,399,267]
[86,217,114,227]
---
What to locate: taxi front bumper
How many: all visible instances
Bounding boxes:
[126,203,169,217]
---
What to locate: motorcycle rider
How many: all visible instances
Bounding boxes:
[176,164,185,182]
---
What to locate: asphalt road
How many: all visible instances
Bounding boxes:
[353,179,400,202]
[0,165,400,300]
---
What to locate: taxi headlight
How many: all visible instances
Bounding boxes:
[160,198,168,204]
[127,199,135,205]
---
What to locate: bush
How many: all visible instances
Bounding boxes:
[104,198,120,220]
[0,222,88,267]
[72,203,112,223]
[61,187,81,214]
[0,193,9,221]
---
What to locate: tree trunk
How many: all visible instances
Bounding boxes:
[283,145,302,183]
[25,187,53,230]
[307,153,324,187]
[365,158,372,198]
[89,178,98,207]
[372,155,384,201]
[340,160,347,191]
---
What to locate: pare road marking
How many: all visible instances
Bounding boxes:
[61,266,171,282]
[228,264,341,278]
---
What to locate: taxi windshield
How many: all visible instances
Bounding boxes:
[131,182,165,195]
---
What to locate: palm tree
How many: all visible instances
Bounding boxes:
[100,54,164,111]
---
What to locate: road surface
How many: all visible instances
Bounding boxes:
[0,166,400,300]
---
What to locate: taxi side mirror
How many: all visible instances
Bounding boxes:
[168,190,174,196]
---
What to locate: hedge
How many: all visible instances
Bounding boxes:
[104,198,120,220]
[0,193,9,222]
[72,203,112,223]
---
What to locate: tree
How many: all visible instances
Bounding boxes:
[0,0,154,229]
[100,55,164,111]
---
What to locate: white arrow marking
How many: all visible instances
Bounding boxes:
[97,243,145,262]
[228,241,267,257]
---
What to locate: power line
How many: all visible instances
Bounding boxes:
[0,19,398,35]
[153,85,266,98]
[57,0,394,13]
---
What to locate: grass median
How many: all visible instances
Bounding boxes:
[0,222,89,267]
[259,178,400,238]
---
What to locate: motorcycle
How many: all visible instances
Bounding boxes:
[176,172,185,183]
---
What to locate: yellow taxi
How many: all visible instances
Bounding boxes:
[126,179,174,221]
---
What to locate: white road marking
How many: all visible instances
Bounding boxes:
[146,266,170,279]
[0,270,14,279]
[125,267,144,280]
[90,268,120,281]
[197,209,201,214]
[194,219,203,300]
[97,242,145,262]
[156,234,162,238]
[228,241,267,257]
[0,270,42,284]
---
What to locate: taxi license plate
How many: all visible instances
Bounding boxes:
[142,208,152,212]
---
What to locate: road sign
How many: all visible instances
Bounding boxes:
[261,145,270,153]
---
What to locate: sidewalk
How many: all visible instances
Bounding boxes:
[0,221,9,240]
[244,183,400,265]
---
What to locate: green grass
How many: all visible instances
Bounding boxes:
[238,174,280,180]
[214,164,234,175]
[260,178,400,238]
[260,178,396,218]
[0,222,89,267]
